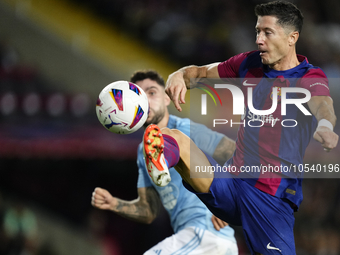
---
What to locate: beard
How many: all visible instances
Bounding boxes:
[143,108,165,127]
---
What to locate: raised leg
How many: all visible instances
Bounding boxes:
[161,127,214,193]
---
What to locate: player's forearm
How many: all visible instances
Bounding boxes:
[182,66,206,89]
[312,97,337,127]
[111,197,156,224]
[174,63,220,89]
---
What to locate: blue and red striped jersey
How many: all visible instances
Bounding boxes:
[218,51,330,208]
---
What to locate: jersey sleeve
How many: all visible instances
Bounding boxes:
[136,143,153,188]
[298,68,330,97]
[217,51,254,79]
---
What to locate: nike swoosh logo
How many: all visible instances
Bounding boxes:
[267,242,282,253]
[243,80,256,86]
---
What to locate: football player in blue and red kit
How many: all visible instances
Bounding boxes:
[142,1,339,254]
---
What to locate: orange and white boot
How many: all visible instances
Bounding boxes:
[143,124,171,187]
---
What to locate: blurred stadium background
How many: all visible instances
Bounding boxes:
[0,0,339,254]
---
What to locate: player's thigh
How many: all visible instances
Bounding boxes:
[161,128,213,193]
[143,227,238,255]
[239,183,296,254]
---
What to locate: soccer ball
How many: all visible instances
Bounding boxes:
[96,81,149,134]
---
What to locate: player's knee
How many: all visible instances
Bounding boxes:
[160,127,171,135]
[161,128,187,146]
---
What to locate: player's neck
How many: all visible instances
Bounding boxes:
[157,111,170,129]
[269,50,300,71]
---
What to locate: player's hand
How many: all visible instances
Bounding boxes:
[91,187,116,210]
[165,71,187,112]
[211,215,228,231]
[313,126,339,152]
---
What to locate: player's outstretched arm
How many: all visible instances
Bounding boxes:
[91,187,162,224]
[307,96,339,151]
[166,63,220,112]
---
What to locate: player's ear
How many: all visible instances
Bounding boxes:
[164,93,171,106]
[289,31,299,46]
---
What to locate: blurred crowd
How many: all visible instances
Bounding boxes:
[0,39,92,122]
[70,0,340,81]
[0,39,43,96]
[296,179,340,255]
[0,193,39,255]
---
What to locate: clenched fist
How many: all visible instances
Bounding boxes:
[91,187,116,211]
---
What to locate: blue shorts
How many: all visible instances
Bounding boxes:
[183,153,296,254]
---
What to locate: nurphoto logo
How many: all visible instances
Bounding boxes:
[196,78,312,128]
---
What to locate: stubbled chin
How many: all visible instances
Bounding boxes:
[144,115,153,125]
[261,57,270,65]
[147,114,153,121]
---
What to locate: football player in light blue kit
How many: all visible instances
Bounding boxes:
[92,70,238,255]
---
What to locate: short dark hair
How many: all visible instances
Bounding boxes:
[255,1,304,33]
[130,70,165,87]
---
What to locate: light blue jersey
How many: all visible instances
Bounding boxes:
[137,115,235,241]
